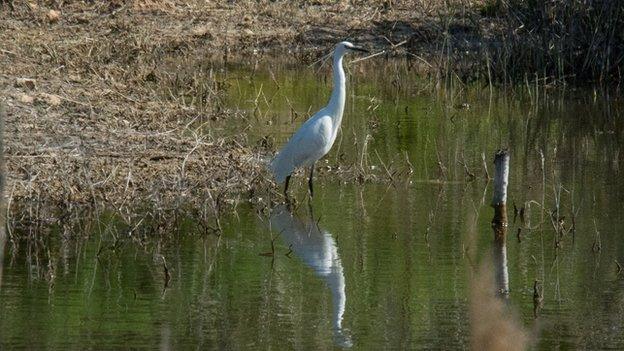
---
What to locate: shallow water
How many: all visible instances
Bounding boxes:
[2,59,624,349]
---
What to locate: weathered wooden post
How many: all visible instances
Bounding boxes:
[492,150,510,228]
[492,150,510,297]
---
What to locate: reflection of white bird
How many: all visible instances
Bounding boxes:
[269,41,367,197]
[269,204,352,348]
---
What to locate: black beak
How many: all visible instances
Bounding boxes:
[350,46,369,53]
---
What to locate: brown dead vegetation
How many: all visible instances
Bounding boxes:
[0,0,435,231]
[2,0,621,233]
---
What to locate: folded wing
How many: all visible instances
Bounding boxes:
[270,114,333,183]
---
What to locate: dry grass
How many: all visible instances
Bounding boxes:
[411,0,624,86]
[0,0,431,233]
[483,0,624,85]
[1,1,280,232]
[2,0,621,235]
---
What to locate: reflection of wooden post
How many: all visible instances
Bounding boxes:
[492,150,509,297]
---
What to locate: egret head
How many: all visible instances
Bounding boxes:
[334,41,368,57]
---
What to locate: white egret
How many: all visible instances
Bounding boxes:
[269,41,368,197]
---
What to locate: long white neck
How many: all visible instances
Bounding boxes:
[327,51,346,129]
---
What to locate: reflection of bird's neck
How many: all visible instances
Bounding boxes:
[327,52,346,130]
[327,264,346,330]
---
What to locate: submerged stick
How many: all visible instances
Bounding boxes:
[481,152,490,181]
[163,258,170,288]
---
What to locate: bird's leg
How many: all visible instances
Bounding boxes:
[308,164,315,198]
[283,175,291,198]
[307,198,315,221]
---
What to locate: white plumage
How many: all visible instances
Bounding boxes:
[269,41,367,196]
[270,113,334,183]
[269,204,352,347]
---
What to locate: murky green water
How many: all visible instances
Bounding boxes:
[2,59,624,349]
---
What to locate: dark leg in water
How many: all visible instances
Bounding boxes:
[307,198,315,221]
[308,164,315,197]
[284,175,291,197]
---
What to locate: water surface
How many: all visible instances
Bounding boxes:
[1,59,623,349]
